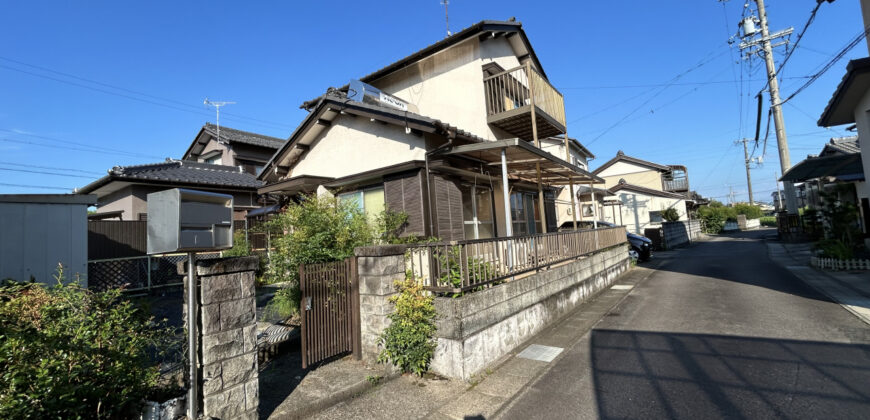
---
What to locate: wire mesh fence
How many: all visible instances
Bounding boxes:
[87,253,221,292]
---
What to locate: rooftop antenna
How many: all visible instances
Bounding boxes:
[203,98,236,144]
[441,0,450,37]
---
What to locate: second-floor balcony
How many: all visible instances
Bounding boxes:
[483,64,566,140]
[663,166,689,192]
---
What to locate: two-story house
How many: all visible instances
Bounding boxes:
[79,124,281,220]
[258,19,602,241]
[588,151,690,235]
[183,122,285,175]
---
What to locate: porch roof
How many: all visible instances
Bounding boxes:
[780,153,865,183]
[434,138,603,186]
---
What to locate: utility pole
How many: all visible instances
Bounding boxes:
[738,0,797,214]
[204,98,236,144]
[736,138,757,205]
[775,172,783,210]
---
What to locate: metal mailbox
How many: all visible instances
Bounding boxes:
[146,188,234,254]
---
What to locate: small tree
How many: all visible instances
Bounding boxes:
[378,276,437,376]
[661,207,680,222]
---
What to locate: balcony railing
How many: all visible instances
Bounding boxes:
[483,64,566,140]
[663,177,689,192]
[406,226,627,294]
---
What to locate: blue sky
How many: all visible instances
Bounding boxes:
[0,0,866,203]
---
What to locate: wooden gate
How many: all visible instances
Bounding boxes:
[299,257,361,369]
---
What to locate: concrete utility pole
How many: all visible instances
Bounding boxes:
[775,172,783,210]
[739,0,797,214]
[737,139,754,205]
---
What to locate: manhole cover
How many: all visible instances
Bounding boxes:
[517,344,563,362]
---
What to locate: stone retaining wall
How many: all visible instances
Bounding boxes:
[354,244,629,380]
[181,256,259,420]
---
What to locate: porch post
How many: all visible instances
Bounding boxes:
[501,148,514,272]
[589,182,598,229]
[528,62,547,233]
[564,131,578,230]
[501,148,513,238]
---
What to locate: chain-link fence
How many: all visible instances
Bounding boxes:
[87,253,221,292]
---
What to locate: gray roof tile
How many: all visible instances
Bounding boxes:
[202,123,285,150]
[79,160,263,193]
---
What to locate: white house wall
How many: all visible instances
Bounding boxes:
[604,191,687,235]
[854,88,870,204]
[290,114,427,179]
[371,36,522,142]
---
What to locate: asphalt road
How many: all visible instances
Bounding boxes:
[499,230,870,420]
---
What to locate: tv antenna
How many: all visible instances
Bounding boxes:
[441,0,450,36]
[203,98,236,144]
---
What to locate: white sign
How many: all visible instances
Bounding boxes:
[378,92,408,111]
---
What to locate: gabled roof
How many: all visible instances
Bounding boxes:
[183,123,286,159]
[780,153,864,183]
[358,19,545,84]
[818,57,870,127]
[820,136,859,156]
[540,136,595,159]
[301,19,549,107]
[592,151,671,175]
[607,181,686,200]
[78,159,263,196]
[261,88,486,182]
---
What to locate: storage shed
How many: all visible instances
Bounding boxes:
[0,194,96,286]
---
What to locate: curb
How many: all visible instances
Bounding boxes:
[766,240,870,327]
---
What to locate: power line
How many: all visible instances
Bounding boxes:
[0,166,94,179]
[780,24,870,106]
[0,182,72,191]
[761,1,824,92]
[0,57,295,131]
[0,128,161,159]
[0,138,163,159]
[0,161,103,176]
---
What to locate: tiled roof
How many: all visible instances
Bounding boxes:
[592,150,671,175]
[202,123,285,149]
[608,181,686,200]
[820,136,860,156]
[79,159,263,194]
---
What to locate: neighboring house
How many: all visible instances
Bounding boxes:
[538,136,595,228]
[781,135,864,230]
[817,57,870,247]
[78,159,263,221]
[183,123,285,175]
[589,151,690,235]
[257,19,601,241]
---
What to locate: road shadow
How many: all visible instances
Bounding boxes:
[591,329,870,419]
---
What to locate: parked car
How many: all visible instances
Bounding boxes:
[559,220,652,262]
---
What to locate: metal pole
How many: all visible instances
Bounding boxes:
[187,252,198,420]
[740,139,754,205]
[756,0,797,214]
[527,63,548,234]
[501,149,513,270]
[564,131,578,230]
[146,256,152,291]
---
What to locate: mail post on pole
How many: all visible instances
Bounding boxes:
[146,188,234,254]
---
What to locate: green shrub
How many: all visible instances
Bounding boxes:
[223,230,251,257]
[815,239,854,260]
[377,277,437,376]
[661,207,680,222]
[262,287,300,321]
[0,265,177,418]
[759,216,777,227]
[733,203,763,219]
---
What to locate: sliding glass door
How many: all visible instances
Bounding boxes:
[462,185,495,240]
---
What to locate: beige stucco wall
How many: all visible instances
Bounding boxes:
[598,161,664,190]
[95,186,143,220]
[863,0,870,54]
[854,88,870,204]
[602,191,687,235]
[371,36,521,142]
[290,114,427,179]
[199,141,231,164]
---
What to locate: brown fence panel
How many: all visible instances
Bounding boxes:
[88,221,147,259]
[299,257,360,369]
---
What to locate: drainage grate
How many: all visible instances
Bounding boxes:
[517,344,563,362]
[611,284,633,290]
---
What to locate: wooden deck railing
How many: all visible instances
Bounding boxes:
[483,64,566,128]
[406,226,627,294]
